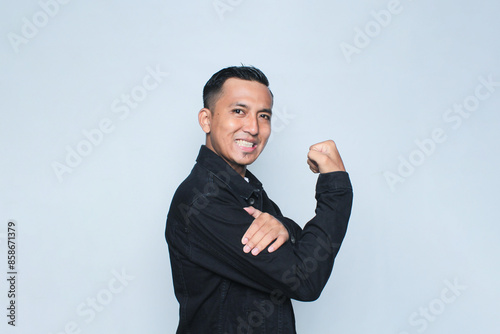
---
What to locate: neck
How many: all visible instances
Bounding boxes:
[204,143,247,178]
[236,166,246,178]
[226,160,246,178]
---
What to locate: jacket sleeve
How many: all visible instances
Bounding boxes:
[262,191,303,245]
[167,171,353,301]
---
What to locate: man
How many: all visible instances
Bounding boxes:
[166,66,353,333]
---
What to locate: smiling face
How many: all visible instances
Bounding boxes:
[199,78,273,177]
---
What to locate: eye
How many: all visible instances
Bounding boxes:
[233,109,244,114]
[260,114,271,121]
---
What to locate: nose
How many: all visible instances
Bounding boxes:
[243,114,259,136]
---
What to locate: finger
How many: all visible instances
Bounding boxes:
[243,213,275,251]
[307,158,319,173]
[251,231,281,256]
[307,158,319,172]
[309,144,323,153]
[308,146,345,173]
[267,234,288,253]
[307,148,328,165]
[244,206,262,219]
[311,140,346,171]
[309,142,328,154]
[309,140,336,154]
[247,219,290,255]
[243,226,269,253]
[241,212,266,245]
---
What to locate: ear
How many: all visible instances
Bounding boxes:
[198,108,212,134]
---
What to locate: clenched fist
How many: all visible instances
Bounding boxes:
[307,140,346,174]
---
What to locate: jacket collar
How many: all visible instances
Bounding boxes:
[196,145,263,200]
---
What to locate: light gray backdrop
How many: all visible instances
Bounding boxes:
[1,0,499,333]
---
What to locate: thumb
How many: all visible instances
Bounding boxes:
[309,142,328,154]
[307,149,326,168]
[244,206,261,218]
[307,148,323,161]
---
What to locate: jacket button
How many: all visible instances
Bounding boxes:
[290,236,296,244]
[248,198,255,205]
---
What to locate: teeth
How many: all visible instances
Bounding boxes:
[236,140,254,148]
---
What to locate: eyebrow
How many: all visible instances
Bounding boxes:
[232,102,272,115]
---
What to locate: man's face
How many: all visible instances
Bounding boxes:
[200,78,273,176]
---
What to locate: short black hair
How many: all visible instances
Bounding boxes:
[203,65,272,110]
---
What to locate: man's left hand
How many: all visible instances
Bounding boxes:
[241,206,289,256]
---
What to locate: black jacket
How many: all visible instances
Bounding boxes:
[166,145,353,333]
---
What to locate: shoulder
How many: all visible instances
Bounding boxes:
[171,164,207,206]
[169,163,232,213]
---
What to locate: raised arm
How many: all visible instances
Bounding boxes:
[167,140,353,301]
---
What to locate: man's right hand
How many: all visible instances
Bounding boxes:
[307,140,346,174]
[241,206,289,256]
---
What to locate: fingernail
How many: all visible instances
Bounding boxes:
[268,246,274,253]
[243,245,251,253]
[251,248,259,256]
[242,237,248,244]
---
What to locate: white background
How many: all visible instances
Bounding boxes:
[1,0,499,333]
